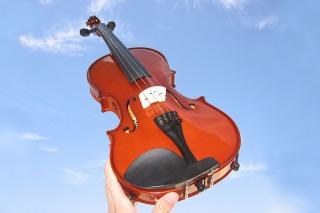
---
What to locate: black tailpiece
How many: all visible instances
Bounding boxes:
[124,111,220,189]
[154,111,197,164]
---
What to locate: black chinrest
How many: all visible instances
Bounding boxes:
[124,148,219,188]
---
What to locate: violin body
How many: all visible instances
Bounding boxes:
[88,48,240,203]
[82,16,241,204]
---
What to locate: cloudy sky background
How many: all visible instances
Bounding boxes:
[0,0,319,212]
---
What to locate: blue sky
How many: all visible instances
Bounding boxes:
[0,0,319,212]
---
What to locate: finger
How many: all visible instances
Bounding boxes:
[105,160,133,207]
[105,163,116,212]
[152,192,179,213]
[106,192,116,213]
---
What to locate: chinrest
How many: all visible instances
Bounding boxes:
[124,148,220,188]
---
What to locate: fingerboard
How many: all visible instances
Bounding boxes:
[97,24,151,83]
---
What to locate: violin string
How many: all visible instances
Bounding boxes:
[103,25,169,119]
[107,35,169,117]
[119,51,172,114]
[114,46,172,114]
[100,25,168,139]
[99,26,157,115]
[106,28,171,115]
[103,26,171,114]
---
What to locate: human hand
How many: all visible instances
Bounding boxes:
[105,160,179,213]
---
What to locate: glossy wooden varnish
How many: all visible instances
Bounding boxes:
[87,47,241,204]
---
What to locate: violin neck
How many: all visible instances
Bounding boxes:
[97,24,151,83]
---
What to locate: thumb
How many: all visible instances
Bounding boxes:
[152,192,179,213]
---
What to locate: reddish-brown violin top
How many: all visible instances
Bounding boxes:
[81,16,241,204]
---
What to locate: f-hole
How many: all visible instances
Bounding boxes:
[123,97,139,134]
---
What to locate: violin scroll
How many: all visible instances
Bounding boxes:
[80,16,116,37]
[86,15,101,27]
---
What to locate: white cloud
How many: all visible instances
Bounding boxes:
[218,0,248,10]
[230,162,266,179]
[40,146,59,152]
[257,15,279,30]
[20,132,47,141]
[62,169,89,185]
[19,1,133,55]
[19,26,85,55]
[38,0,54,5]
[239,163,266,172]
[187,0,202,8]
[0,130,50,154]
[168,0,249,10]
[179,0,209,9]
[88,0,125,14]
[19,18,134,55]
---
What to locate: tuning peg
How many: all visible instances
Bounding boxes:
[80,28,96,37]
[107,21,116,31]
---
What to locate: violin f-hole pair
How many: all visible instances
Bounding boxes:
[81,16,241,204]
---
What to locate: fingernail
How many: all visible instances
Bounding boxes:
[164,192,179,205]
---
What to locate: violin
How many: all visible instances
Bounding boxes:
[80,16,241,204]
